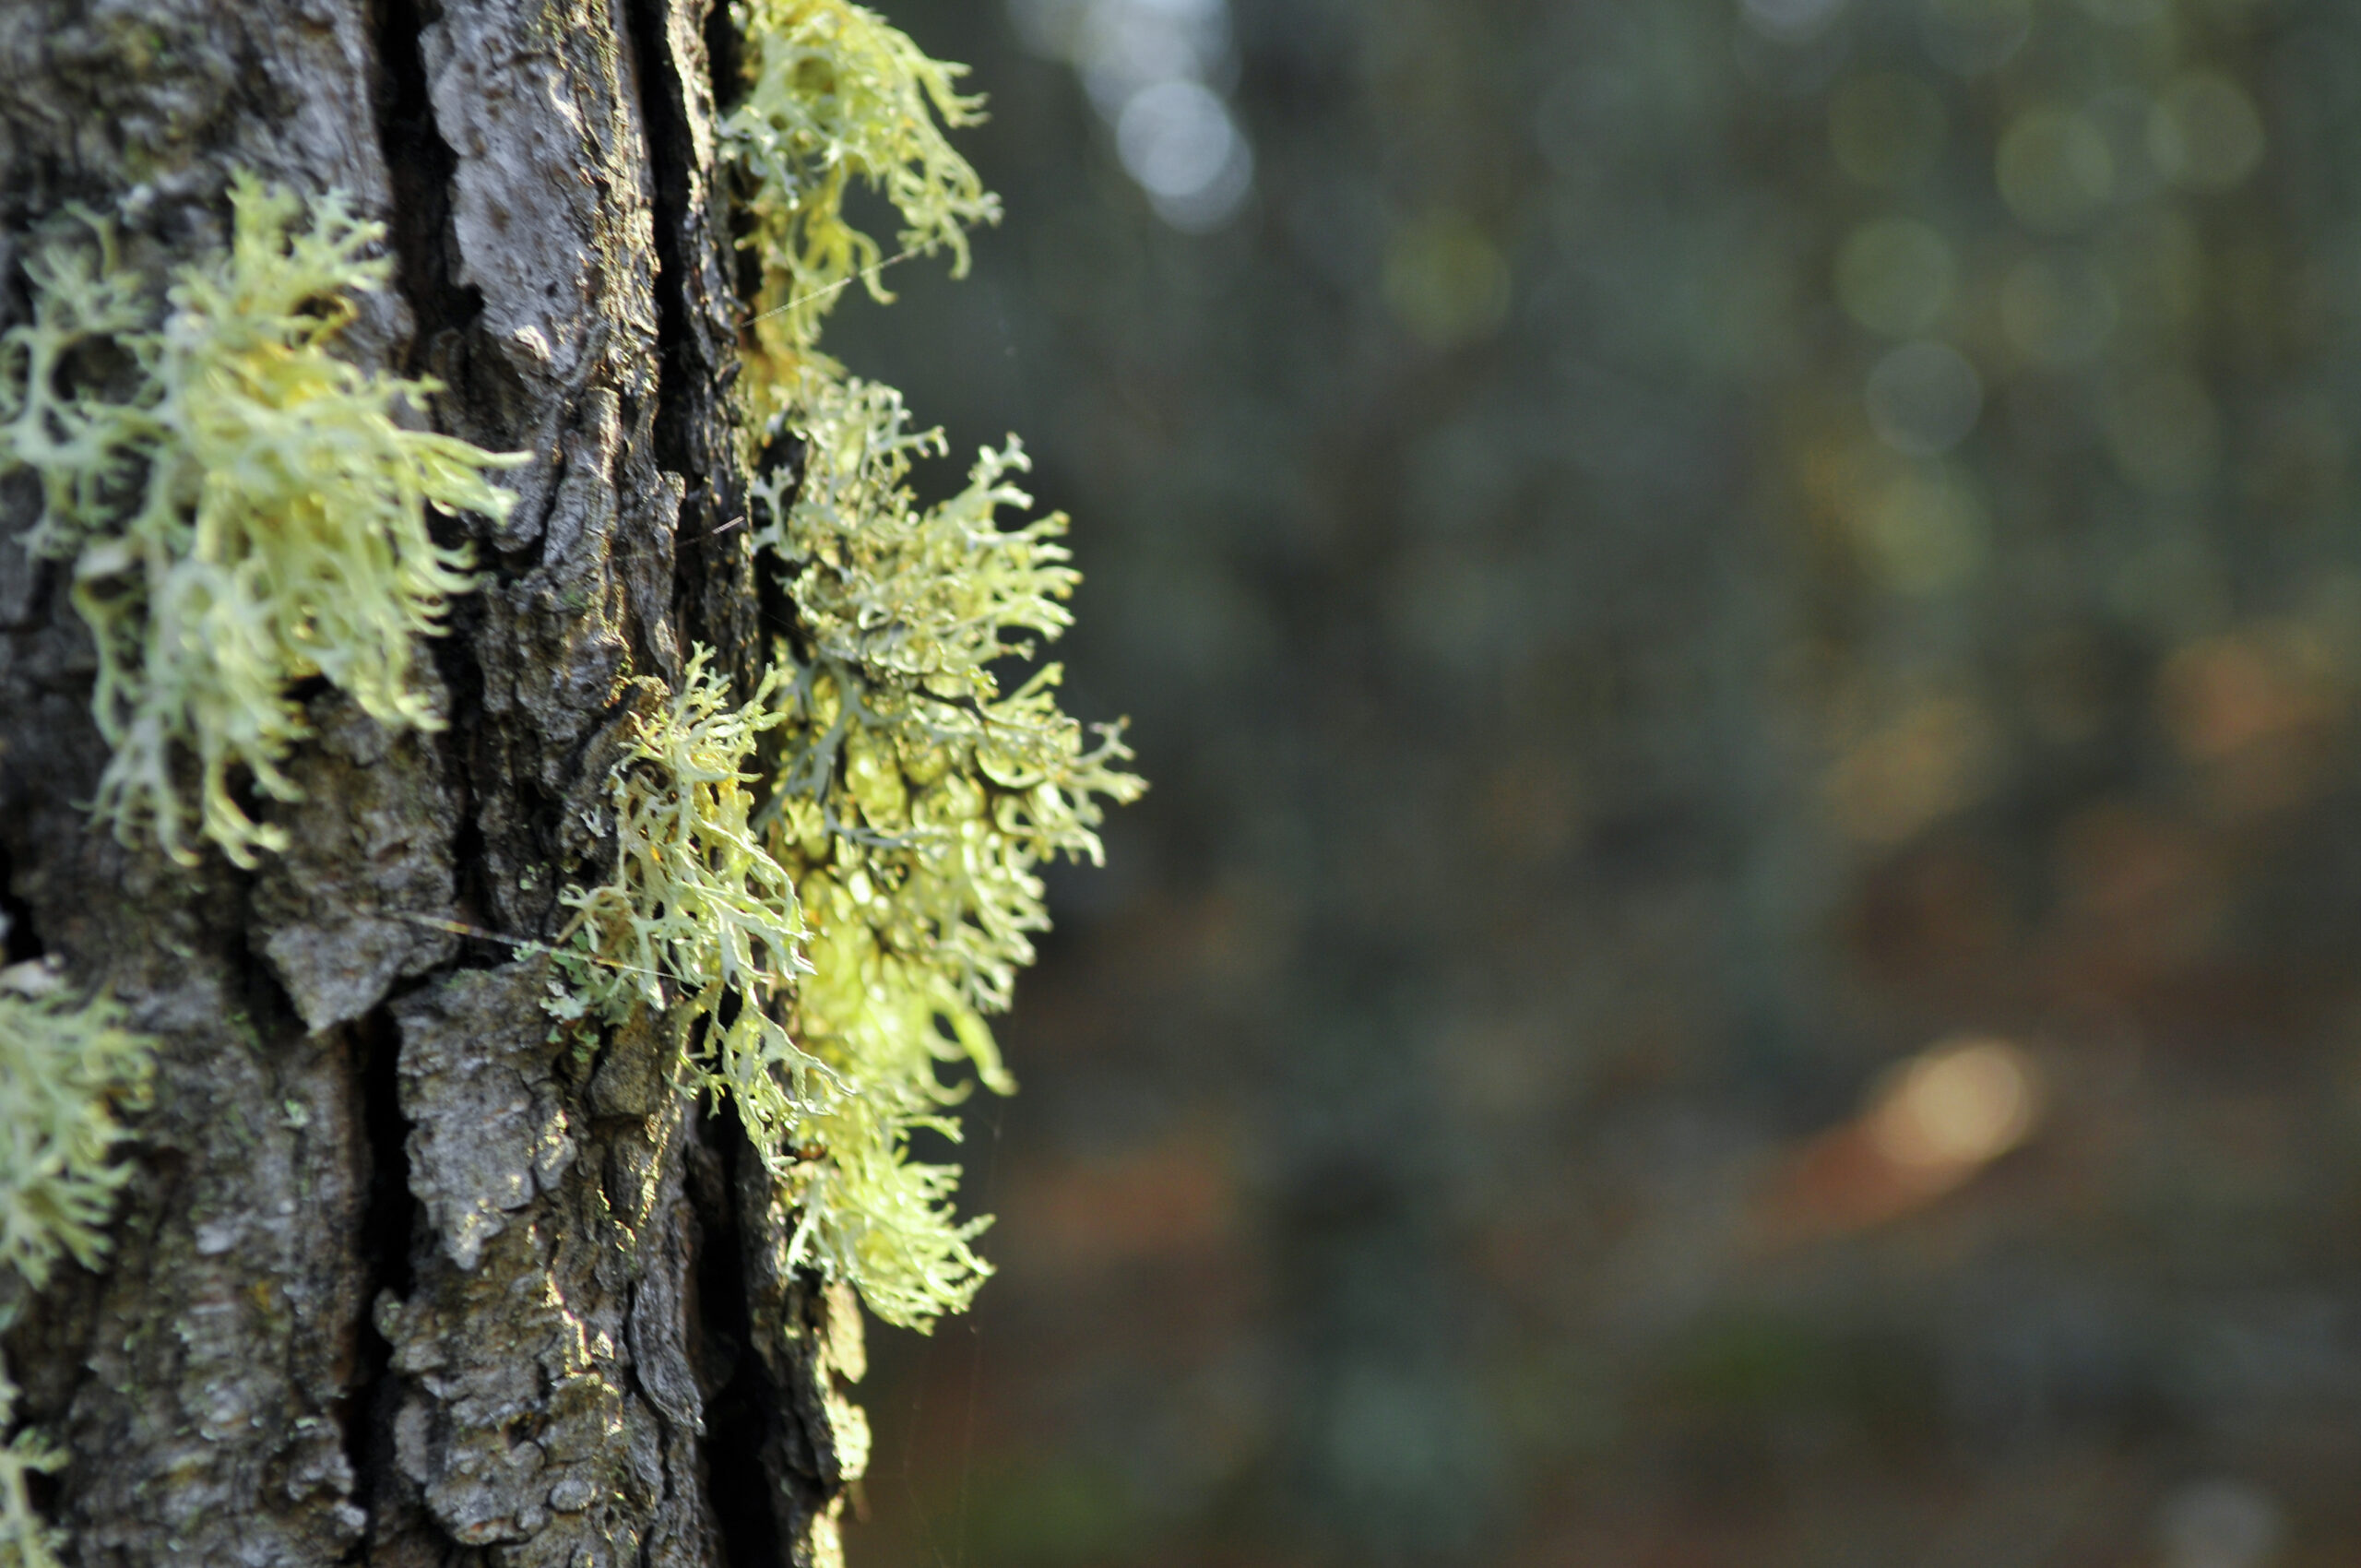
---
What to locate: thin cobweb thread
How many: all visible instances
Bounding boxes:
[745,243,934,330]
[397,912,672,982]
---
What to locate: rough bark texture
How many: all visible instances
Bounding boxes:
[0,2,860,1563]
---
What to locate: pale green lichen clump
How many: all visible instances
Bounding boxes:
[0,970,155,1568]
[728,3,1140,1329]
[0,171,509,1562]
[545,1,1138,1332]
[721,0,1000,413]
[753,370,1143,1326]
[550,380,1143,1330]
[551,648,819,1161]
[0,172,521,866]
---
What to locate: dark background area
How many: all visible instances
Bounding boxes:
[819,0,2361,1562]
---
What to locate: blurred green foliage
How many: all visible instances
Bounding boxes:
[829,0,2361,1562]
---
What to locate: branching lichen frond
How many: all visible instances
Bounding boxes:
[0,1384,63,1568]
[754,367,1080,695]
[0,172,523,866]
[540,2,1136,1336]
[752,364,1144,1329]
[552,649,823,1161]
[722,0,1001,407]
[0,970,155,1568]
[0,976,154,1290]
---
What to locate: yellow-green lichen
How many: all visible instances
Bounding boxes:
[0,172,522,866]
[553,1,1136,1335]
[721,0,1000,417]
[551,648,819,1160]
[753,370,1143,1328]
[0,969,155,1568]
[756,366,1144,1020]
[733,6,1139,1329]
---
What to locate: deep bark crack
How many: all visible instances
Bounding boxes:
[692,1111,788,1568]
[350,5,468,1554]
[0,841,42,965]
[623,0,695,481]
[623,0,768,700]
[620,0,716,577]
[339,1004,421,1561]
[368,0,515,964]
[369,0,481,378]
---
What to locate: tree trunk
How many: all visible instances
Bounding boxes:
[0,2,860,1563]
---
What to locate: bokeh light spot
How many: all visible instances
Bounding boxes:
[1866,1036,2042,1171]
[1836,218,1958,338]
[1013,0,1255,230]
[1997,107,2115,231]
[2150,73,2266,194]
[1857,471,1988,593]
[1383,211,1512,349]
[1118,78,1253,230]
[1866,340,1983,456]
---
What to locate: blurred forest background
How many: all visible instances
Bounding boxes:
[816,0,2361,1562]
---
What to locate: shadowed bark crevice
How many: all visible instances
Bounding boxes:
[623,0,765,696]
[704,1,744,117]
[369,0,482,375]
[340,1004,421,1559]
[368,0,512,971]
[688,1114,787,1568]
[623,0,695,472]
[0,841,42,964]
[749,424,808,652]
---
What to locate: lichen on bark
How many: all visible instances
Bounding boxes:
[535,0,1142,1336]
[0,173,520,868]
[0,0,866,1563]
[0,0,1122,1563]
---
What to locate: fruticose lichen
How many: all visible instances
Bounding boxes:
[0,968,155,1568]
[0,172,521,866]
[721,0,1000,415]
[548,1,1139,1332]
[550,648,819,1164]
[549,384,1144,1332]
[752,368,1144,1328]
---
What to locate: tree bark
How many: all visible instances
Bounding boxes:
[0,2,860,1563]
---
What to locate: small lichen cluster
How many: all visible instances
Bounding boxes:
[0,968,155,1568]
[550,648,818,1159]
[0,172,520,866]
[545,1,1137,1331]
[720,0,1000,411]
[753,369,1143,1326]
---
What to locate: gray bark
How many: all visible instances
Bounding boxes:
[0,2,859,1564]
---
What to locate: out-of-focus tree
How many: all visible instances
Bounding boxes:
[832,0,2361,1562]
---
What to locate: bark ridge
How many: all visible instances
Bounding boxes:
[0,1,860,1562]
